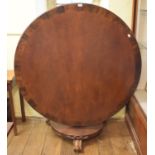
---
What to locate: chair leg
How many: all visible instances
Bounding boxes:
[8,86,17,135]
[19,90,26,122]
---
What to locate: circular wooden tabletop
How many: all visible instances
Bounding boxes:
[15,4,141,126]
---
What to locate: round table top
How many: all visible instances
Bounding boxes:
[15,4,141,126]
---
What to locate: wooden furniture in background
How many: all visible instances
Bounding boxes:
[7,122,14,136]
[131,0,138,35]
[125,96,147,155]
[126,0,147,154]
[7,70,26,135]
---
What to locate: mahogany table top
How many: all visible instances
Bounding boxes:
[15,4,141,126]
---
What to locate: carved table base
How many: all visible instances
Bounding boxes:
[46,120,103,152]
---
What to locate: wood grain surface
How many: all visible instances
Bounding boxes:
[15,4,141,126]
[7,118,137,155]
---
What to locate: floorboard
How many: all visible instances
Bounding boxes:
[22,120,48,155]
[7,118,137,155]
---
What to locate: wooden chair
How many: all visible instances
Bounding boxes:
[7,70,26,135]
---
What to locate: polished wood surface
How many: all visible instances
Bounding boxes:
[50,121,103,138]
[7,118,137,155]
[15,4,141,126]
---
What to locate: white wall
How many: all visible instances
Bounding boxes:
[136,0,147,90]
[108,0,133,28]
[7,0,47,117]
[7,0,47,69]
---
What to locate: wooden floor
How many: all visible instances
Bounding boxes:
[8,118,137,155]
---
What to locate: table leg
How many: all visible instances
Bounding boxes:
[19,90,26,122]
[8,85,17,136]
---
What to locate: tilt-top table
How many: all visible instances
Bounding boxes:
[14,3,141,151]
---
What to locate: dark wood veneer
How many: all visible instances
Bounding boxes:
[15,4,141,126]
